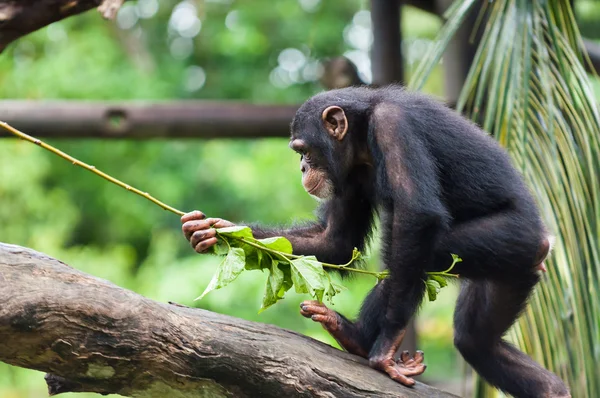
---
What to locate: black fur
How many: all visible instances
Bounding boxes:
[253,86,569,397]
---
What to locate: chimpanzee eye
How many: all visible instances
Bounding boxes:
[304,153,312,162]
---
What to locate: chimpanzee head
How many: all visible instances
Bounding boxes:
[289,88,372,200]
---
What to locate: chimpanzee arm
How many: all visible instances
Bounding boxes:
[251,189,376,265]
[368,104,450,364]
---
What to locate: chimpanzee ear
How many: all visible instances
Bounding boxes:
[322,106,348,141]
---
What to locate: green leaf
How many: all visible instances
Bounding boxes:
[259,260,289,312]
[216,225,254,240]
[451,253,463,264]
[280,262,294,292]
[257,236,293,254]
[244,246,265,270]
[425,279,441,302]
[324,281,346,301]
[195,247,246,300]
[207,226,254,255]
[430,274,448,288]
[210,238,230,256]
[290,256,327,302]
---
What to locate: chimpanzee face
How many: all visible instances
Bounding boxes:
[289,138,334,200]
[289,106,349,201]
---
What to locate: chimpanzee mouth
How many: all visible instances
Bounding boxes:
[307,179,323,195]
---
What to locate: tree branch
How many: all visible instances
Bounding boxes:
[0,101,299,139]
[0,0,126,53]
[0,242,456,398]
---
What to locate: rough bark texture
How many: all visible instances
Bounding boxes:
[0,243,457,398]
[0,0,124,53]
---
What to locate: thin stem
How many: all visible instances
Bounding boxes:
[236,237,296,262]
[424,255,461,278]
[320,262,382,276]
[426,272,460,277]
[0,121,185,216]
[237,236,383,277]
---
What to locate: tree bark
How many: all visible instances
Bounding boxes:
[0,0,125,53]
[0,101,298,139]
[0,242,456,398]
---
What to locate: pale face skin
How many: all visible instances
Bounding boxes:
[289,138,334,201]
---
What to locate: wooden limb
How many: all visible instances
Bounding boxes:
[0,243,456,398]
[0,0,127,53]
[0,101,298,139]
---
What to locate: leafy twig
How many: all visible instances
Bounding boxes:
[424,254,461,301]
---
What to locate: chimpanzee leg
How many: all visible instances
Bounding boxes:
[366,210,552,387]
[432,210,547,277]
[300,280,388,358]
[366,274,427,386]
[454,278,570,398]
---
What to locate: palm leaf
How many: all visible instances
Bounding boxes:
[410,1,600,396]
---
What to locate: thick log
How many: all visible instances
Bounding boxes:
[0,242,457,397]
[0,101,298,139]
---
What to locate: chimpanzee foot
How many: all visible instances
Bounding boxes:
[370,350,426,387]
[299,300,368,357]
[300,300,340,333]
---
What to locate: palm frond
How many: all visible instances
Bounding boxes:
[410,1,600,396]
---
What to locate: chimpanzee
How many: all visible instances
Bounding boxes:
[181,86,569,397]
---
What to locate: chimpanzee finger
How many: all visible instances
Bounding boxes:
[400,351,411,363]
[194,237,218,253]
[300,300,321,308]
[398,363,426,377]
[205,218,235,229]
[181,210,206,224]
[300,306,329,317]
[182,219,213,240]
[310,314,330,323]
[386,368,415,386]
[300,302,329,316]
[413,350,424,364]
[190,229,217,248]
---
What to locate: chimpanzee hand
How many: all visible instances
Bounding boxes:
[181,210,235,253]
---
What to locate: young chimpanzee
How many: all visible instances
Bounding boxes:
[181,86,570,397]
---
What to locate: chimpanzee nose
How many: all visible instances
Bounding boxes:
[301,164,306,173]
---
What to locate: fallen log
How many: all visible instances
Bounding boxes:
[0,242,456,397]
